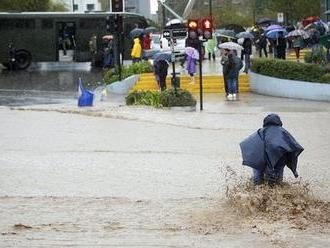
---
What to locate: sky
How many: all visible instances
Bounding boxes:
[150,0,158,14]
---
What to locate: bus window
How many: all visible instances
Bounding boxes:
[42,19,53,29]
[57,22,76,62]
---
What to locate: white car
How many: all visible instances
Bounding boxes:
[151,33,186,57]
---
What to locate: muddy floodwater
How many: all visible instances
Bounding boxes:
[0,66,330,247]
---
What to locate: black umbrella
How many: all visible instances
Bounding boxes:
[153,52,172,63]
[257,17,274,25]
[215,29,236,39]
[144,26,157,34]
[130,28,144,38]
[240,130,266,171]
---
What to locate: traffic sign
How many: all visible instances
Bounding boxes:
[163,30,171,39]
[277,12,284,23]
[172,29,187,38]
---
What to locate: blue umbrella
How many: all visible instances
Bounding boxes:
[266,29,287,39]
[266,25,283,31]
[130,28,144,38]
[153,52,172,63]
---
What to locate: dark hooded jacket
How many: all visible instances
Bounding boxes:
[240,114,304,177]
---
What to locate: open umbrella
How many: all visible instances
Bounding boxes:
[236,32,254,39]
[215,29,236,39]
[266,25,283,32]
[266,29,287,39]
[286,30,309,39]
[185,47,199,59]
[130,28,144,38]
[152,52,172,63]
[102,35,113,40]
[302,16,320,27]
[257,17,274,25]
[144,26,157,34]
[219,42,243,51]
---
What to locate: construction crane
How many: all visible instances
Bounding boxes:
[157,0,197,23]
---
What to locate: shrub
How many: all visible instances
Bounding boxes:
[251,58,327,83]
[304,46,328,65]
[125,90,161,108]
[104,61,154,84]
[160,89,197,107]
[320,73,330,83]
[125,89,197,108]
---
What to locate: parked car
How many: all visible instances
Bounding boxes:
[150,33,186,61]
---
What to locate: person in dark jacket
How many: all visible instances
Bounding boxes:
[256,34,268,58]
[241,38,252,73]
[154,60,169,91]
[221,49,230,96]
[223,51,243,100]
[240,113,304,185]
[275,31,287,60]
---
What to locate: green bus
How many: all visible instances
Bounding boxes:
[0,12,148,69]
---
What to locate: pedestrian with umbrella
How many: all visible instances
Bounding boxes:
[240,35,253,73]
[274,31,287,60]
[255,33,268,58]
[292,35,305,62]
[219,43,243,100]
[240,113,304,185]
[185,47,199,84]
[153,52,171,91]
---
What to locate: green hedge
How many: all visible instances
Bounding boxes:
[104,61,154,85]
[126,89,197,108]
[251,58,328,84]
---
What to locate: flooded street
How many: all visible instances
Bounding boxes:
[0,66,330,247]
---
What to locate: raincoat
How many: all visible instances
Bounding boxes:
[240,114,304,178]
[131,38,142,59]
[205,35,217,54]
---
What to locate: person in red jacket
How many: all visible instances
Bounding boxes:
[143,33,151,50]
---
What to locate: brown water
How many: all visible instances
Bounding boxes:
[0,93,330,247]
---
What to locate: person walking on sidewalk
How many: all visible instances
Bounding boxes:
[242,38,252,73]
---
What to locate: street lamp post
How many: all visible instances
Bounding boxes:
[209,0,212,19]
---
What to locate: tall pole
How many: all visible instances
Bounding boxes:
[199,40,203,111]
[72,0,74,12]
[162,5,166,28]
[209,0,212,19]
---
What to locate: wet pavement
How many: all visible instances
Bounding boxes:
[0,65,329,247]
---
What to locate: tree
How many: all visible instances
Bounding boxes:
[0,0,68,12]
[264,0,321,23]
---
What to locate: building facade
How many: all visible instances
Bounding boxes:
[57,0,102,12]
[125,0,151,19]
[57,0,152,19]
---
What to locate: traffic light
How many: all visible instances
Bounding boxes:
[114,14,123,33]
[111,0,123,12]
[105,15,113,32]
[201,17,213,39]
[187,19,199,39]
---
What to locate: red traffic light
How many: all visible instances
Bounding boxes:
[201,17,213,30]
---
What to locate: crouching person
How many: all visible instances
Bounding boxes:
[240,113,304,185]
